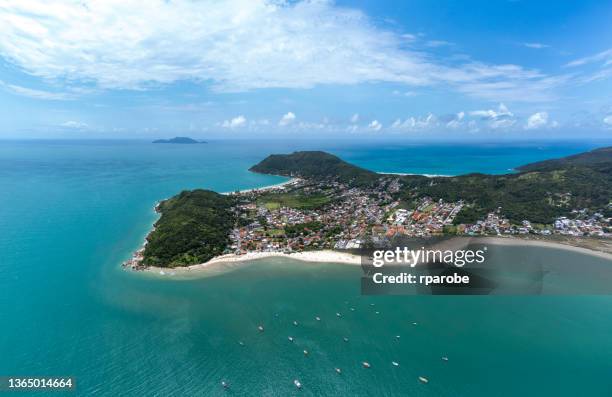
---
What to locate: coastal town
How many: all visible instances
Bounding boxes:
[226,177,612,256]
[122,148,612,270]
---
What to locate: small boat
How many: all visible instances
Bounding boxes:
[350,307,355,311]
[392,361,399,367]
[293,379,302,389]
[395,335,400,339]
[288,336,294,342]
[418,376,429,384]
[370,303,375,306]
[343,337,349,342]
[238,341,245,346]
[293,321,298,326]
[258,325,264,332]
[441,356,449,362]
[303,350,309,356]
[413,322,418,326]
[315,316,321,321]
[362,361,371,368]
[336,312,341,317]
[335,367,342,374]
[221,381,229,389]
[375,311,380,315]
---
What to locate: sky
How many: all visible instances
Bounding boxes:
[0,0,611,140]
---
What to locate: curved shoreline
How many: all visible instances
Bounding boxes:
[143,250,362,277]
[137,236,612,279]
[378,171,452,178]
[475,236,612,260]
[221,177,300,195]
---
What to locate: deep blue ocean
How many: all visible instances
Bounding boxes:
[1,139,612,396]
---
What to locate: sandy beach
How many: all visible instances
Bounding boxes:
[476,236,612,260]
[221,178,300,195]
[143,250,362,277]
[142,236,612,278]
[378,172,452,178]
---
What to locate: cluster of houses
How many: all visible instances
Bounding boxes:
[227,180,611,255]
[385,198,464,237]
[553,210,610,237]
[228,179,399,253]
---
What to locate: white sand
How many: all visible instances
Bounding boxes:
[222,178,301,195]
[143,250,362,277]
[141,237,612,278]
[476,236,612,260]
[378,172,451,178]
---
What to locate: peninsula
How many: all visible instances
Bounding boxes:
[124,148,612,270]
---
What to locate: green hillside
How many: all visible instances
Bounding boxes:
[142,190,235,267]
[249,151,378,186]
[402,147,612,223]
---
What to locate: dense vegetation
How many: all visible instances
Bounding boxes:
[517,147,612,172]
[250,151,378,186]
[400,147,612,224]
[142,190,235,267]
[256,191,333,210]
[285,221,324,238]
[251,147,612,225]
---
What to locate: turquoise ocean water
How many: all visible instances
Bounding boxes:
[1,140,612,396]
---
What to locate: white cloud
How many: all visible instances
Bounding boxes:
[490,117,516,129]
[390,113,437,131]
[222,115,247,128]
[426,40,453,48]
[278,111,296,126]
[368,120,382,131]
[446,111,465,128]
[470,103,513,119]
[565,48,612,67]
[525,112,549,129]
[0,0,564,101]
[0,80,73,100]
[523,42,549,49]
[61,120,88,129]
[467,103,520,129]
[350,113,359,123]
[604,115,612,126]
[392,90,417,97]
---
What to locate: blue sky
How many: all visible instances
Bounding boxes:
[0,0,611,139]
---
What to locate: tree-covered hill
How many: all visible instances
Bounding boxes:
[142,190,235,267]
[402,146,612,223]
[517,146,612,173]
[249,151,378,186]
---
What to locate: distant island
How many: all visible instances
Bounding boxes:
[124,147,612,270]
[152,137,206,144]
